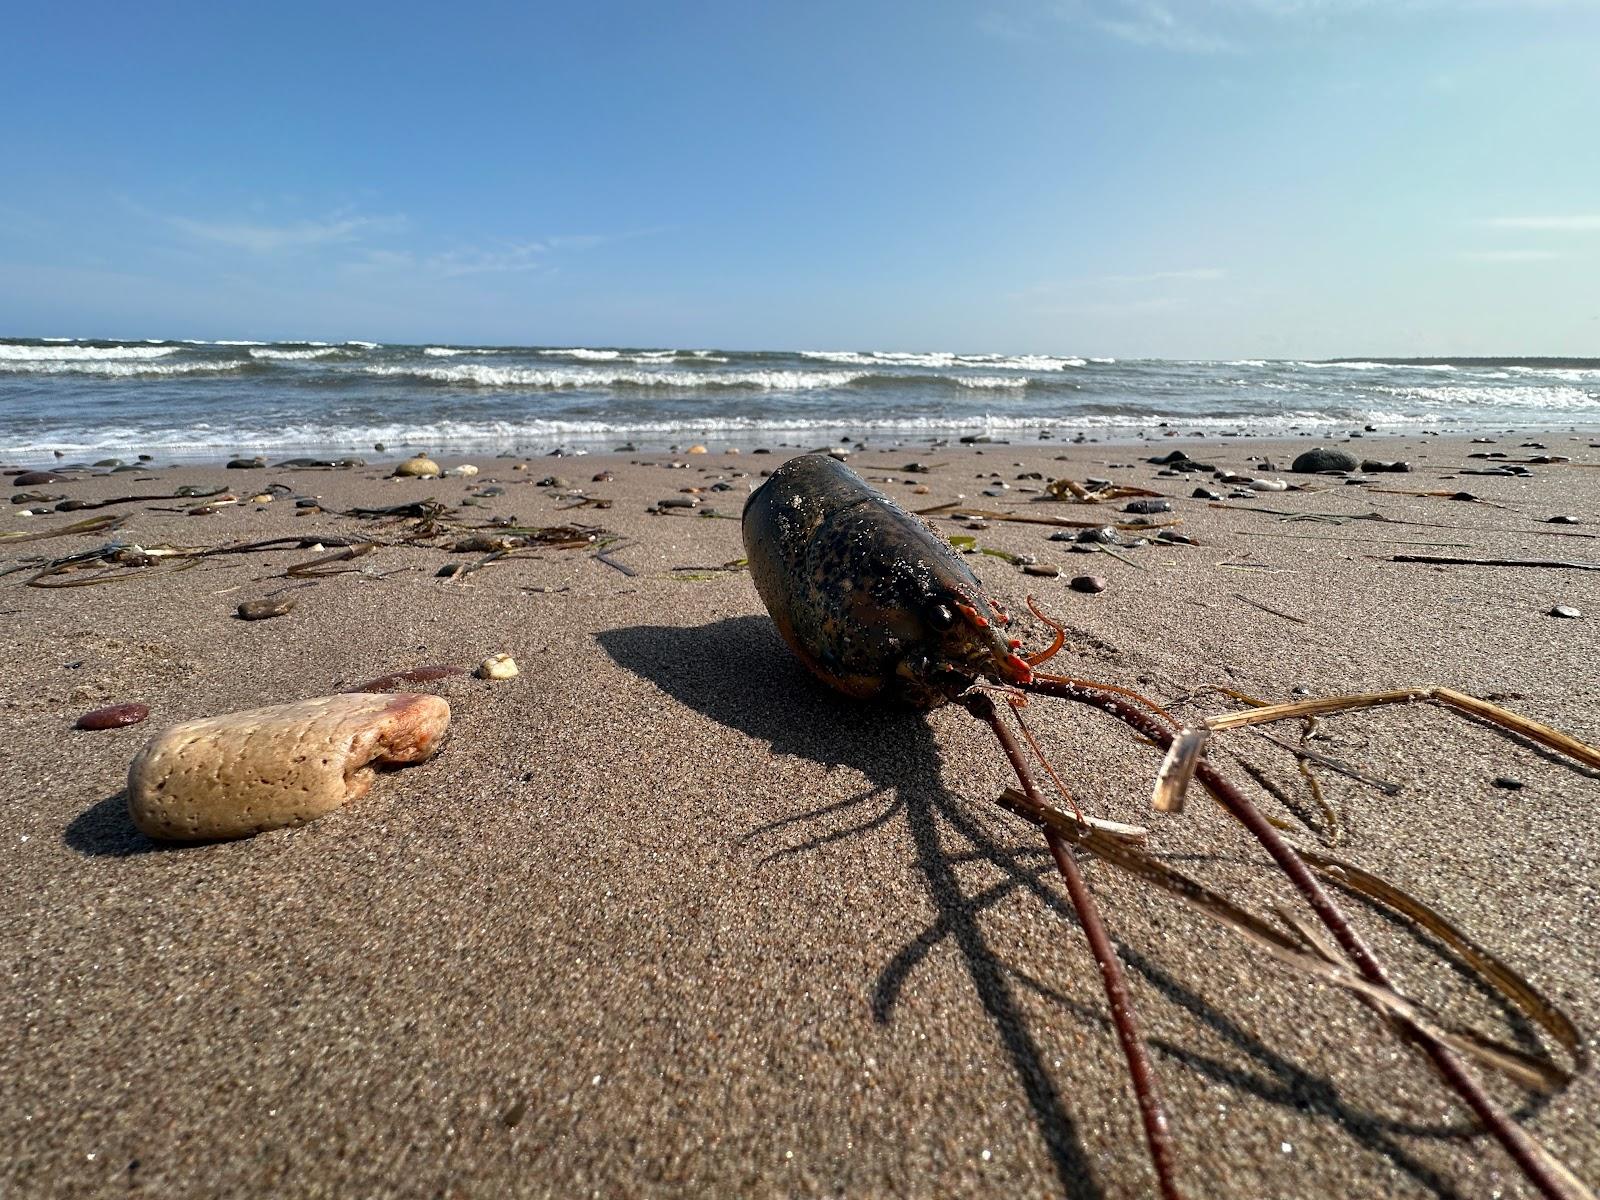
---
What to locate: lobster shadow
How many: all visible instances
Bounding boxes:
[597,616,1472,1199]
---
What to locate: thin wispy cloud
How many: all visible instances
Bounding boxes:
[425,242,550,278]
[1480,215,1600,232]
[1099,267,1227,284]
[1459,249,1562,262]
[1014,267,1225,298]
[987,0,1589,54]
[1094,2,1234,52]
[168,212,407,253]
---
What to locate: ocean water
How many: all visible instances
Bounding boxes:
[3,337,1598,461]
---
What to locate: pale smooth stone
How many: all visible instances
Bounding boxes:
[127,693,450,841]
[393,455,441,478]
[476,652,518,680]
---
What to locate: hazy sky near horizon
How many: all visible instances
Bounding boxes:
[3,1,1598,357]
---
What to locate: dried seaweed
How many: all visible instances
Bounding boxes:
[0,513,130,544]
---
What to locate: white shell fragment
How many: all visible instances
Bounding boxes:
[476,652,519,680]
[1152,727,1211,814]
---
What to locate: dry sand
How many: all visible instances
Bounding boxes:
[2,431,1598,1198]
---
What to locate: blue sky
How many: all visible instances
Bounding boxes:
[3,0,1597,356]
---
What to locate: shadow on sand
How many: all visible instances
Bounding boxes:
[64,792,166,858]
[598,615,1507,1199]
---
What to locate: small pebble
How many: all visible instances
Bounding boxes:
[1547,515,1578,525]
[75,702,150,731]
[14,471,68,486]
[1122,498,1172,515]
[1550,605,1582,619]
[226,457,266,469]
[476,652,519,680]
[1022,563,1060,578]
[452,464,480,476]
[1492,776,1524,790]
[1069,575,1108,594]
[1192,487,1223,501]
[659,496,697,509]
[237,598,296,621]
[687,444,708,454]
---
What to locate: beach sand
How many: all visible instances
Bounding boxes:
[3,432,1598,1198]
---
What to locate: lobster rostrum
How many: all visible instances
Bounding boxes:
[742,452,1598,1200]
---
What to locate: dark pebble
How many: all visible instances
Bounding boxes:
[1492,776,1524,790]
[1360,460,1412,473]
[1069,575,1108,594]
[12,491,59,505]
[1022,563,1060,578]
[75,702,150,731]
[1156,530,1195,544]
[659,496,697,508]
[93,458,123,468]
[237,597,295,620]
[1547,515,1578,524]
[226,457,266,469]
[1122,498,1172,514]
[536,476,569,487]
[295,498,321,509]
[14,471,68,486]
[1450,492,1479,502]
[1076,527,1123,545]
[1192,487,1223,500]
[1291,447,1359,473]
[592,471,615,483]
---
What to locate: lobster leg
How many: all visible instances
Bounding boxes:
[1020,674,1595,1200]
[962,691,1184,1200]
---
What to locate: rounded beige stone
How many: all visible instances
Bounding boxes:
[392,455,441,478]
[127,692,450,841]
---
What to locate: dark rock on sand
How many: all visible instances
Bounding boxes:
[1192,487,1223,500]
[14,471,69,486]
[1122,498,1172,514]
[1291,447,1359,473]
[1069,575,1108,594]
[1361,460,1412,473]
[226,457,266,469]
[75,702,151,731]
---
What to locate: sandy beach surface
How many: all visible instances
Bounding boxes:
[3,431,1598,1199]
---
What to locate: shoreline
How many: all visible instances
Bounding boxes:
[3,432,1598,1197]
[9,420,1600,470]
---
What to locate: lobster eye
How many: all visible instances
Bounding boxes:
[927,603,956,631]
